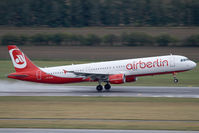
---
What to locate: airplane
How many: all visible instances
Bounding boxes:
[7,45,197,92]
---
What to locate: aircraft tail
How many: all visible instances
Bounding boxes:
[8,45,39,73]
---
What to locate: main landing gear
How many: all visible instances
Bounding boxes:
[173,72,178,83]
[96,85,103,92]
[104,83,111,90]
[96,82,111,92]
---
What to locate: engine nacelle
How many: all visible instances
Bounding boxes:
[109,74,125,84]
[125,75,137,82]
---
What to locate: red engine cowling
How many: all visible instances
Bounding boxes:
[125,75,137,82]
[109,74,125,84]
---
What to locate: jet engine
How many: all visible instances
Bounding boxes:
[109,74,125,84]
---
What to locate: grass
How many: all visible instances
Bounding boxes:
[0,96,198,130]
[0,27,199,39]
[1,46,199,61]
[1,120,199,130]
[0,59,199,130]
[0,60,199,87]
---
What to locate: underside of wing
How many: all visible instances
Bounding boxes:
[67,70,110,81]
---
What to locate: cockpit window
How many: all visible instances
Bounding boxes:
[180,58,189,62]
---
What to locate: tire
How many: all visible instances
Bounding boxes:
[174,79,178,83]
[104,84,111,90]
[96,85,103,92]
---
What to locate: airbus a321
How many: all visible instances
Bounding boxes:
[7,45,196,92]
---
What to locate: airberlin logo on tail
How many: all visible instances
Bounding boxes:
[9,48,27,69]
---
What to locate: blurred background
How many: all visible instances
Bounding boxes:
[0,0,198,60]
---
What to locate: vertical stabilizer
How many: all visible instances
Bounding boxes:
[8,45,39,72]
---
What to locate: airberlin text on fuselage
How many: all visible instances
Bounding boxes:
[126,59,169,70]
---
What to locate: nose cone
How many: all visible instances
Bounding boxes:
[190,61,197,69]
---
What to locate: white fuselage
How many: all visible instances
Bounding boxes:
[40,55,196,78]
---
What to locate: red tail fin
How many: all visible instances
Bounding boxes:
[8,45,39,72]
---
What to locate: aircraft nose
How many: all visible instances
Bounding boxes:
[190,61,197,69]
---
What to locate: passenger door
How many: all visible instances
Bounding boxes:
[170,55,175,67]
[36,70,42,80]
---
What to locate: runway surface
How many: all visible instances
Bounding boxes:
[0,129,198,133]
[0,80,199,98]
[1,118,198,123]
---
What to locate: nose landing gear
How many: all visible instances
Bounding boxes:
[173,72,178,83]
[174,78,178,83]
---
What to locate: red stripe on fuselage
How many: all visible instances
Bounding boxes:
[8,69,91,84]
[8,68,187,84]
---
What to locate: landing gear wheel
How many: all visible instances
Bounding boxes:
[96,85,103,92]
[174,78,178,83]
[173,72,178,83]
[104,84,111,91]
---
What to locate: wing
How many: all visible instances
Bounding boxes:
[67,70,110,81]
